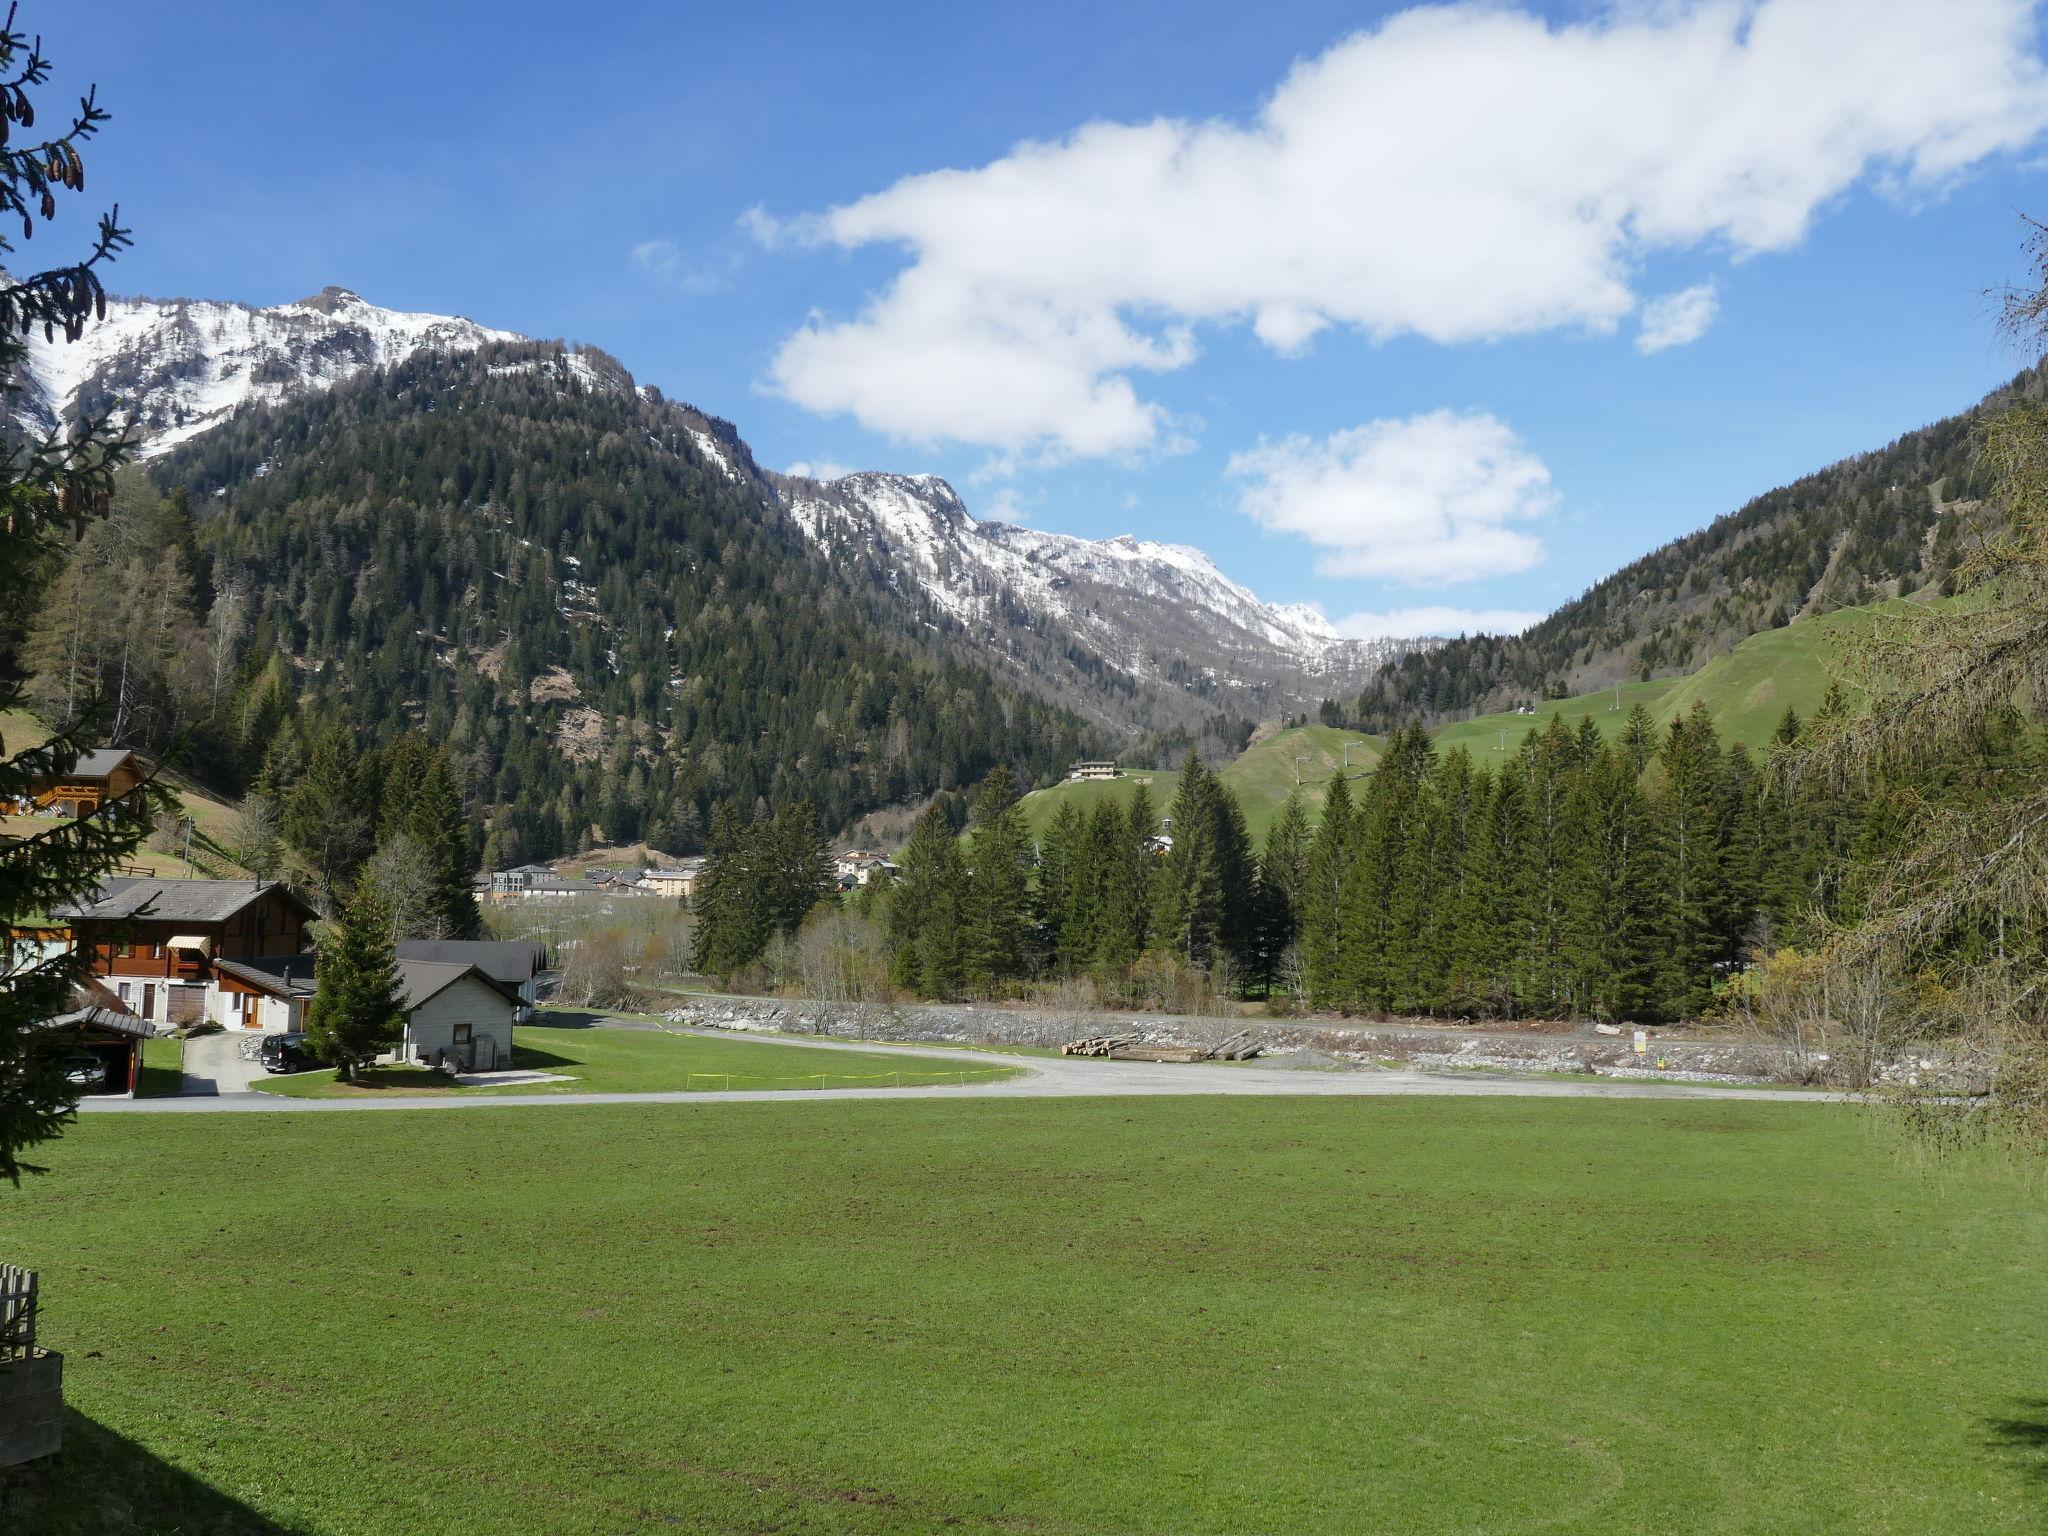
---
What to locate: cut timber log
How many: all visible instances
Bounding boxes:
[1106,1044,1208,1063]
[1061,1035,1140,1057]
[1204,1030,1261,1062]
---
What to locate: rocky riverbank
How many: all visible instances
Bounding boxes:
[661,994,1801,1084]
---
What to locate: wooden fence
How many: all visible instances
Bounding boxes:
[0,1265,37,1363]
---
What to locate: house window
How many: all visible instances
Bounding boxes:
[453,1023,473,1045]
[117,982,132,1007]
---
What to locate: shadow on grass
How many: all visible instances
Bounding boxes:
[133,1064,183,1099]
[510,1046,580,1070]
[1985,1398,2048,1496]
[0,1410,305,1534]
[530,1008,609,1029]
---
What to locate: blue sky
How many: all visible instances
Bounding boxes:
[38,1,2048,636]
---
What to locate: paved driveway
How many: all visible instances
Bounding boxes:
[176,1029,270,1096]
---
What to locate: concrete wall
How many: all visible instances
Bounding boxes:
[402,975,515,1070]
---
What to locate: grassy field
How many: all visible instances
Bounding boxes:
[1431,602,1902,763]
[134,1036,183,1098]
[1020,724,1383,845]
[1020,603,1912,844]
[248,1020,1013,1097]
[5,1096,2045,1534]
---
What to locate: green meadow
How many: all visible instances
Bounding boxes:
[1027,600,1915,839]
[248,1021,1011,1097]
[6,1095,2045,1534]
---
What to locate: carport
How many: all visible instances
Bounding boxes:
[42,1001,152,1098]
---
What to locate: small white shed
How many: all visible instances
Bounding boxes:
[392,961,519,1073]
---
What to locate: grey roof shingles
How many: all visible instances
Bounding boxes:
[51,876,314,925]
[395,940,544,986]
[58,748,136,780]
[395,959,521,1011]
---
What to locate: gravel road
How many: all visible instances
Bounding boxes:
[83,1023,1844,1114]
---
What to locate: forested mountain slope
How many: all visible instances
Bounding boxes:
[1354,365,2038,726]
[148,340,1096,863]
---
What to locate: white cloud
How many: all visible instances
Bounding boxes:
[1335,606,1548,640]
[629,238,732,295]
[764,0,2048,456]
[1227,410,1557,585]
[784,459,854,482]
[1637,282,1720,352]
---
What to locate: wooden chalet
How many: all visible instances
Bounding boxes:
[30,749,143,818]
[50,877,318,1032]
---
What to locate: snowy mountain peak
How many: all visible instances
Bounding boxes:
[12,286,524,456]
[777,468,1422,707]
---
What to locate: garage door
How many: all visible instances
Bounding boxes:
[167,984,206,1026]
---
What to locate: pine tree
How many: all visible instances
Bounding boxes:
[1255,792,1312,993]
[1099,781,1158,968]
[1035,801,1086,971]
[889,806,965,998]
[1657,704,1734,1016]
[961,767,1031,993]
[406,750,481,939]
[1563,746,1667,1020]
[0,20,149,1179]
[1153,756,1226,970]
[284,726,375,915]
[305,880,408,1081]
[1301,770,1357,1008]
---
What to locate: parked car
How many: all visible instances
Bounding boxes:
[259,1033,318,1073]
[59,1053,107,1089]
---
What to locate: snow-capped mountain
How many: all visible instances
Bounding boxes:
[10,285,520,456]
[11,279,1420,732]
[777,470,1419,714]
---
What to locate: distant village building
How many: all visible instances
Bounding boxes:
[639,858,708,900]
[1066,761,1121,782]
[487,863,557,895]
[831,852,898,890]
[483,865,589,901]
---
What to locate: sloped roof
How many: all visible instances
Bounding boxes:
[396,959,521,1012]
[52,877,317,925]
[395,940,545,985]
[215,954,318,999]
[62,748,137,780]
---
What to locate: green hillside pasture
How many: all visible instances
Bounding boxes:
[6,1097,2044,1534]
[1020,724,1384,846]
[1432,602,1899,763]
[250,1021,1012,1097]
[1430,677,1675,762]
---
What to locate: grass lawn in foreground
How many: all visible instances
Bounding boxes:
[248,1021,1011,1097]
[5,1096,2046,1534]
[133,1035,183,1097]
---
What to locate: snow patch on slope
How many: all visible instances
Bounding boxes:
[781,470,1419,681]
[15,285,521,456]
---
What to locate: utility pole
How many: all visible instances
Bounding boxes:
[1498,729,1507,752]
[181,815,193,877]
[1295,755,1309,786]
